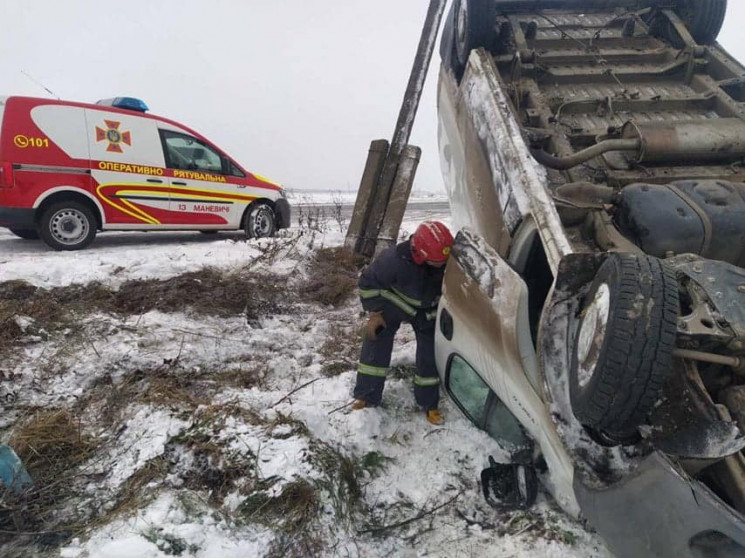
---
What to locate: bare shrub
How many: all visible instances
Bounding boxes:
[330,191,346,233]
[296,198,329,234]
[300,247,364,307]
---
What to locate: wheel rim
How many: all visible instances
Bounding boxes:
[252,208,273,237]
[577,283,611,389]
[456,0,468,60]
[49,208,89,246]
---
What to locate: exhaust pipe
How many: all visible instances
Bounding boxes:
[532,118,745,171]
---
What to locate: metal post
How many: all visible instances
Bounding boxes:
[356,0,449,257]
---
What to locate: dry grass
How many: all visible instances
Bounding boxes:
[239,478,319,532]
[110,268,292,319]
[1,410,98,547]
[78,364,208,429]
[0,267,298,360]
[214,356,271,390]
[300,247,364,307]
[308,441,364,525]
[319,322,360,377]
[9,410,96,480]
[91,456,170,529]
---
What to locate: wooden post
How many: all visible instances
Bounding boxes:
[348,0,448,257]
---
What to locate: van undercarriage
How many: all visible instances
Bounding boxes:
[437,1,745,555]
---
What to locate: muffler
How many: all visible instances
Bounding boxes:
[621,118,745,164]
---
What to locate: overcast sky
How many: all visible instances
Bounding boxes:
[3,1,745,193]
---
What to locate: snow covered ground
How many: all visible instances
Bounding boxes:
[0,194,610,557]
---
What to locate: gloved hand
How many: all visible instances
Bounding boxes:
[365,311,387,341]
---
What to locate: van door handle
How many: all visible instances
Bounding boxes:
[172,181,187,186]
[147,178,163,183]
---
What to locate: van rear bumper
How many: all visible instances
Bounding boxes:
[0,207,35,229]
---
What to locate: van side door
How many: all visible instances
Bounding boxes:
[159,130,254,229]
[86,109,169,227]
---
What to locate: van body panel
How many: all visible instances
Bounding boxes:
[0,95,286,239]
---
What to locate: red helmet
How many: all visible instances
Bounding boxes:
[410,221,454,265]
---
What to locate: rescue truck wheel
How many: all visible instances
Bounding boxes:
[245,203,276,239]
[39,201,97,251]
[569,254,679,442]
[9,227,39,240]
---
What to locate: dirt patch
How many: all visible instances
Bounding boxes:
[300,247,365,307]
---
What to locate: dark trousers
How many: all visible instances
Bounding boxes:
[353,307,440,410]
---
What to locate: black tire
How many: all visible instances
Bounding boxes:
[653,0,728,46]
[676,0,727,45]
[244,203,276,239]
[9,227,39,240]
[569,254,679,439]
[39,201,97,251]
[453,0,496,78]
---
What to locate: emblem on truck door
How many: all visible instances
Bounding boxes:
[95,120,131,153]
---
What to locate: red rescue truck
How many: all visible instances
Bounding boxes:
[0,96,290,250]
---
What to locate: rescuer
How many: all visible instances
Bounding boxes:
[352,221,454,425]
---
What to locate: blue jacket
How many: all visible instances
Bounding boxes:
[358,240,445,322]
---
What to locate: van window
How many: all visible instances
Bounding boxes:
[447,355,532,451]
[229,161,245,178]
[160,130,225,174]
[448,355,491,424]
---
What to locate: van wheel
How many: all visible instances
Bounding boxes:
[453,0,496,78]
[676,0,727,44]
[569,254,679,441]
[652,0,727,46]
[39,201,97,251]
[245,203,276,239]
[9,227,39,240]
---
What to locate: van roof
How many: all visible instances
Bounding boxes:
[5,95,205,143]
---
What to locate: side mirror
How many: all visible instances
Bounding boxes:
[480,455,537,510]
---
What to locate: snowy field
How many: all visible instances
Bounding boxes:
[0,193,609,557]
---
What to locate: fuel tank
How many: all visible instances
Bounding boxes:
[614,180,745,266]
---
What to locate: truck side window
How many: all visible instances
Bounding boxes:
[159,130,225,174]
[447,355,532,453]
[229,161,245,178]
[447,355,491,424]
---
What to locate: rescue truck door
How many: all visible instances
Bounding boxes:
[86,109,170,227]
[159,130,245,229]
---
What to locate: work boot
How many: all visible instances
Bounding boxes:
[426,409,444,425]
[351,399,368,411]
